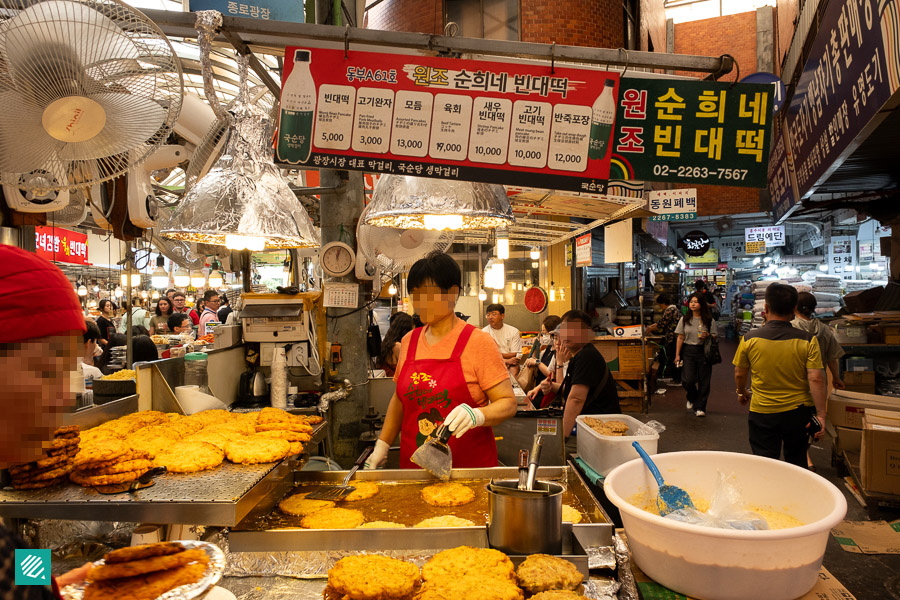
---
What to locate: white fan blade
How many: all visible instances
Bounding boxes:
[0,92,62,173]
[57,93,166,161]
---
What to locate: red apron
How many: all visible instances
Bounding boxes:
[396,324,498,468]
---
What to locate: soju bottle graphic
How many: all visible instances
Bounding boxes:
[588,79,616,160]
[277,49,316,164]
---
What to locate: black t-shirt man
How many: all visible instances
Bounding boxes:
[561,343,620,415]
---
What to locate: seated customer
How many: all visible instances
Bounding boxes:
[539,310,619,441]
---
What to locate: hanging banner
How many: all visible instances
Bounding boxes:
[277,47,619,193]
[648,188,697,221]
[745,225,785,248]
[828,236,857,280]
[687,248,719,264]
[34,226,88,265]
[745,240,767,254]
[679,230,712,257]
[768,115,802,223]
[784,0,900,199]
[609,78,774,187]
[575,233,593,266]
[183,0,303,23]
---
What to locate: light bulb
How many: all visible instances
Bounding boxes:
[530,247,540,260]
[207,271,224,288]
[423,214,463,230]
[173,267,190,288]
[225,234,266,251]
[186,295,195,303]
[549,287,556,302]
[388,282,398,295]
[151,290,160,299]
[817,264,829,272]
[92,284,99,293]
[478,289,487,301]
[190,271,207,287]
[151,269,168,289]
[140,290,149,299]
[531,261,539,268]
[496,232,509,260]
[77,284,87,296]
[88,299,97,308]
[114,286,123,298]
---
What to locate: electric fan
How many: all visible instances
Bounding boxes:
[0,0,183,196]
[357,204,455,277]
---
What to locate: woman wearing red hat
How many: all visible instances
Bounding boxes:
[0,244,94,597]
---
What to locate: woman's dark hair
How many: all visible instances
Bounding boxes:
[684,291,713,328]
[796,291,817,318]
[132,335,159,363]
[168,313,189,331]
[83,320,101,344]
[98,299,113,314]
[155,297,173,317]
[655,293,671,306]
[378,313,415,368]
[407,251,461,292]
[542,315,562,333]
[694,279,708,292]
[131,325,149,337]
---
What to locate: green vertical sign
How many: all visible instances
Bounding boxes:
[609,79,774,187]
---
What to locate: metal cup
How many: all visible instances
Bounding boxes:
[130,524,164,545]
[487,480,563,554]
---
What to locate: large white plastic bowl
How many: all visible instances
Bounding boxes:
[604,451,847,600]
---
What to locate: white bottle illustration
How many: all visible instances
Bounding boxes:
[277,49,316,164]
[588,79,617,160]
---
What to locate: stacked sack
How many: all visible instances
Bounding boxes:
[812,274,843,315]
[7,426,80,489]
[844,279,882,293]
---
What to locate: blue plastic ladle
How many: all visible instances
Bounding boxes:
[632,441,695,516]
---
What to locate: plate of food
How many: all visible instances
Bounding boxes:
[61,540,225,600]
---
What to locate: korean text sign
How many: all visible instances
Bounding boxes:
[767,116,802,222]
[745,226,785,248]
[184,0,302,23]
[610,79,774,187]
[648,188,697,221]
[575,233,592,266]
[277,47,619,193]
[785,0,900,198]
[828,236,857,279]
[34,226,88,265]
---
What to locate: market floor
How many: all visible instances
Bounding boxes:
[644,338,900,600]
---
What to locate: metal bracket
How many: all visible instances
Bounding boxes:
[618,47,629,77]
[345,24,351,59]
[550,42,556,75]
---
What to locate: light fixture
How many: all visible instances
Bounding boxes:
[190,270,207,288]
[159,53,319,250]
[207,267,224,289]
[120,272,141,287]
[151,256,168,289]
[530,247,540,260]
[151,290,160,300]
[752,257,761,265]
[140,290,149,299]
[496,229,510,260]
[492,293,501,304]
[764,256,773,263]
[88,299,97,308]
[186,295,195,303]
[478,288,487,301]
[92,283,100,293]
[388,282,398,296]
[114,286,124,298]
[365,175,515,231]
[549,282,556,302]
[531,261,539,269]
[817,264,829,272]
[484,258,505,289]
[173,266,190,287]
[77,283,87,296]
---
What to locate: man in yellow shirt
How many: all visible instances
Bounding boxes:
[733,283,826,468]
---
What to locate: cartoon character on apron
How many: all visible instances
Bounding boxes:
[396,325,498,468]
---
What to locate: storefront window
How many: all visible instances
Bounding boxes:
[445,0,519,41]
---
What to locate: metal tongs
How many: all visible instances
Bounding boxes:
[488,434,549,497]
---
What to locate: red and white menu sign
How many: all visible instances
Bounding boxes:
[277,47,620,194]
[35,226,88,265]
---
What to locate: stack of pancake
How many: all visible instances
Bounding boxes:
[7,426,80,489]
[416,546,524,600]
[325,555,421,600]
[70,437,153,488]
[516,554,586,599]
[83,541,209,600]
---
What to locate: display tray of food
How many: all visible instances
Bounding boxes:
[229,465,612,552]
[0,408,327,527]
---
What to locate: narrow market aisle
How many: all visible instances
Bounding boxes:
[642,338,900,600]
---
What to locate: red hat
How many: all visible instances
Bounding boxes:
[0,244,86,344]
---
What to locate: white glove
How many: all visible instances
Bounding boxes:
[444,404,486,438]
[363,439,390,469]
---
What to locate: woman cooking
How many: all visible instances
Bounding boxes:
[364,251,517,469]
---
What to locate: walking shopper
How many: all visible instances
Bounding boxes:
[733,283,826,468]
[675,291,718,417]
[646,293,681,385]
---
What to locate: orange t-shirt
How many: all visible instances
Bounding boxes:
[393,318,510,407]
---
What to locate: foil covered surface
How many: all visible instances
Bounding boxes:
[61,540,225,600]
[585,545,617,570]
[585,576,620,600]
[19,519,135,561]
[614,533,638,600]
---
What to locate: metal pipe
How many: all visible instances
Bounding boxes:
[126,259,133,369]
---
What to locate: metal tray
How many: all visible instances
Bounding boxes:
[229,465,613,552]
[0,422,326,527]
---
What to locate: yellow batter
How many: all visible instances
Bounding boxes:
[627,492,803,530]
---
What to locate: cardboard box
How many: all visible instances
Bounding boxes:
[881,324,900,345]
[617,344,646,372]
[843,287,884,313]
[845,357,874,372]
[834,426,862,453]
[827,390,900,429]
[861,408,900,495]
[843,371,876,394]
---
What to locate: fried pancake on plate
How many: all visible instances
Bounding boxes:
[80,459,154,476]
[277,492,336,516]
[340,481,380,502]
[414,577,523,600]
[83,560,207,600]
[421,482,475,507]
[73,439,128,467]
[561,504,582,524]
[88,548,207,580]
[300,507,365,529]
[224,437,290,465]
[104,542,186,564]
[252,429,312,442]
[529,591,589,600]
[183,429,230,450]
[515,554,583,594]
[255,422,313,433]
[357,521,406,529]
[70,468,149,487]
[154,441,224,473]
[328,555,421,600]
[423,546,516,582]
[413,516,476,528]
